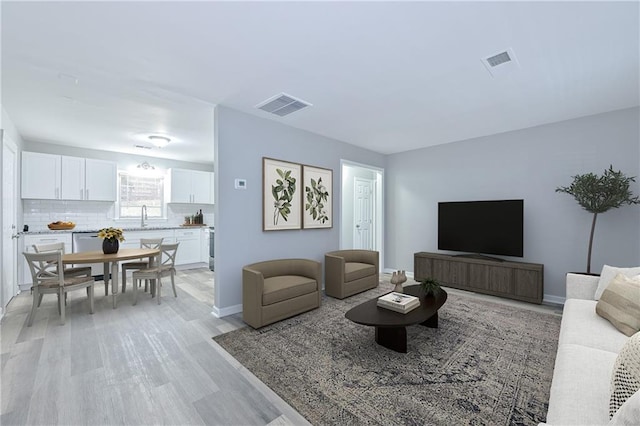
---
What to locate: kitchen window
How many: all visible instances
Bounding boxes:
[117,171,166,218]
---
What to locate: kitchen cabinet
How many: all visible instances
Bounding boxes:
[168,168,214,204]
[174,229,201,265]
[21,233,73,287]
[22,152,117,201]
[21,152,61,199]
[85,158,117,201]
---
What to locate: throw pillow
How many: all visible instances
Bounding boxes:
[595,265,640,300]
[610,332,640,418]
[596,273,640,337]
[610,389,640,425]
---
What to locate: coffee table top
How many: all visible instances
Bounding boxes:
[345,285,448,327]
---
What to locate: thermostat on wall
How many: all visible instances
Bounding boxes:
[235,179,247,189]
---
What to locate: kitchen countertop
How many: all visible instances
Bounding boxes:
[20,225,210,235]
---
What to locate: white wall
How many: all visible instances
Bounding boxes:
[213,106,385,315]
[385,107,640,301]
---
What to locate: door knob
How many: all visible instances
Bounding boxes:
[12,234,20,239]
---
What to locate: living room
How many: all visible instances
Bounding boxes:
[2,1,639,425]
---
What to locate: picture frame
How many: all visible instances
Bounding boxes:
[263,157,302,231]
[302,165,333,229]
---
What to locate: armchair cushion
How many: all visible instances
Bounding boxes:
[263,275,318,305]
[345,263,376,282]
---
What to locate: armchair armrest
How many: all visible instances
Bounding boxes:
[242,266,265,327]
[566,273,599,300]
[325,254,346,293]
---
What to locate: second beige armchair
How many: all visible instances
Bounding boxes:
[325,249,379,299]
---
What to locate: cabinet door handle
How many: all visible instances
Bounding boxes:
[39,238,58,242]
[86,189,89,199]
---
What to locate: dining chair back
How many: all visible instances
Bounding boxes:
[33,242,93,278]
[121,238,164,293]
[132,242,179,306]
[23,251,95,326]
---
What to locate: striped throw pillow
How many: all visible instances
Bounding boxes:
[596,273,640,337]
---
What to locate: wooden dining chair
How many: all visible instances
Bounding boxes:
[132,242,179,306]
[23,251,95,326]
[121,238,164,293]
[33,241,92,278]
[33,241,105,298]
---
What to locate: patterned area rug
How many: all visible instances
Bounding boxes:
[214,280,561,425]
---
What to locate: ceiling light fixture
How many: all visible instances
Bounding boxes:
[148,135,171,148]
[137,161,155,170]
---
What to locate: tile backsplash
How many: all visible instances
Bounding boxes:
[23,200,214,231]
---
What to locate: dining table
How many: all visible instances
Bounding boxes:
[62,248,160,308]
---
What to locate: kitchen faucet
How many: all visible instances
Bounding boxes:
[141,205,148,227]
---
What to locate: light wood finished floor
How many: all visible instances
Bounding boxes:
[0,268,310,426]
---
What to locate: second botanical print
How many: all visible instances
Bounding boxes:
[303,165,333,229]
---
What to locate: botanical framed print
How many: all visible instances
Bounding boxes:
[303,165,333,229]
[263,157,302,231]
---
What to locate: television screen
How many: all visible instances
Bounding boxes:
[438,199,524,257]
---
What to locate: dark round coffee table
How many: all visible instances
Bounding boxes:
[345,285,448,353]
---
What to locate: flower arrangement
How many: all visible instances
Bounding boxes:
[98,227,125,242]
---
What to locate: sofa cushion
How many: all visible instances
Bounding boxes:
[545,344,618,425]
[595,265,640,300]
[610,332,640,418]
[596,274,640,337]
[263,275,317,306]
[559,299,629,353]
[344,262,376,282]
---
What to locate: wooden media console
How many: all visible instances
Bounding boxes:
[414,252,544,304]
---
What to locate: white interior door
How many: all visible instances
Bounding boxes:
[354,177,374,250]
[2,133,19,311]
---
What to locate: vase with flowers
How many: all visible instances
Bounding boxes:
[98,227,125,254]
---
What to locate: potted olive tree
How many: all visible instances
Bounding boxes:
[556,165,639,273]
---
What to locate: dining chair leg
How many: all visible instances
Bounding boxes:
[171,272,177,297]
[133,278,138,306]
[121,268,127,293]
[27,289,39,327]
[59,288,66,325]
[88,285,95,314]
[157,277,162,305]
[37,293,44,307]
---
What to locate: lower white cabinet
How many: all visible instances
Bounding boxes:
[174,229,201,265]
[21,234,73,287]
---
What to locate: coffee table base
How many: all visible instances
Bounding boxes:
[374,312,439,353]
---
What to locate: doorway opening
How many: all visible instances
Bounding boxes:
[340,160,384,269]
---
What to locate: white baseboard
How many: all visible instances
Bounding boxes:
[212,303,242,318]
[543,294,566,306]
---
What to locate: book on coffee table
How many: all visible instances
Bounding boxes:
[377,292,420,314]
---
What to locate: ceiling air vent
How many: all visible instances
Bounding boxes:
[482,48,519,77]
[255,93,312,117]
[486,51,511,67]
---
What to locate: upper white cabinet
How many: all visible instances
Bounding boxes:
[21,152,61,199]
[22,152,116,201]
[168,168,214,204]
[85,158,117,201]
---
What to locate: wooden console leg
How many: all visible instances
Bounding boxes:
[375,326,407,353]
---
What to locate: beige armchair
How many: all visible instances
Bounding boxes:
[242,258,322,329]
[325,250,379,299]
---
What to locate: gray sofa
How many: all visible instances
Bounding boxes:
[324,249,379,299]
[242,258,321,329]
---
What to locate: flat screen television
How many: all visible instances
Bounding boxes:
[438,199,524,258]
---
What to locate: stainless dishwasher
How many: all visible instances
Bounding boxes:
[72,232,104,277]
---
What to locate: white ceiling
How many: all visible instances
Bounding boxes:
[2,1,639,164]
